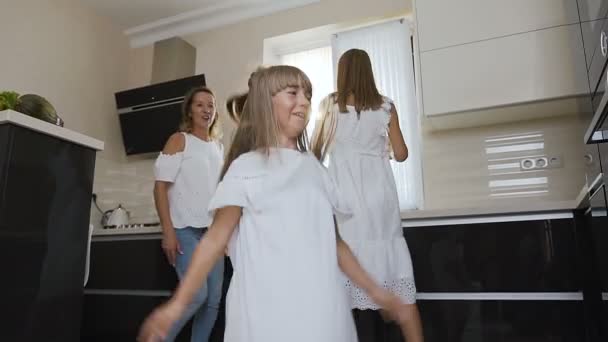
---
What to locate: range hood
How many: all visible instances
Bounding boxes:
[114,37,205,155]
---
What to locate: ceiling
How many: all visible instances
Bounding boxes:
[80,0,321,47]
[80,0,225,29]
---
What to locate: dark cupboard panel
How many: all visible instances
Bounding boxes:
[417,300,585,342]
[404,219,579,292]
[0,125,96,342]
[87,238,178,291]
[81,295,190,342]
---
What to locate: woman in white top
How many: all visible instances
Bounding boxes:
[138,65,412,342]
[312,49,424,342]
[153,86,224,342]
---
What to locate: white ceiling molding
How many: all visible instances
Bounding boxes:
[126,0,321,48]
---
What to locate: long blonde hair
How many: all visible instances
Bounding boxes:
[312,49,383,161]
[179,86,222,140]
[221,65,312,179]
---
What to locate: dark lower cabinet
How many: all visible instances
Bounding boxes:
[417,300,585,342]
[353,300,584,342]
[86,238,179,290]
[404,218,579,292]
[81,239,232,342]
[0,124,97,342]
[81,295,186,342]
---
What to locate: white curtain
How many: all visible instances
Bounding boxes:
[280,46,334,138]
[332,20,423,210]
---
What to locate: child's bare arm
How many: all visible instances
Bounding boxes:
[138,206,241,342]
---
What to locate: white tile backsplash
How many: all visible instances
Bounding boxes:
[90,156,157,229]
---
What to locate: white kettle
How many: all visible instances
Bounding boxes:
[103,204,130,226]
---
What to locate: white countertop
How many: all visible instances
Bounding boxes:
[400,185,589,221]
[0,109,104,150]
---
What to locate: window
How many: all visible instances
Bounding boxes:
[279,46,333,137]
[269,18,423,211]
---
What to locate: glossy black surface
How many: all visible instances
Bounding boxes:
[404,219,579,292]
[114,74,205,109]
[417,300,585,342]
[0,125,9,204]
[585,143,603,186]
[81,295,190,342]
[82,258,232,342]
[0,125,96,341]
[589,185,608,292]
[87,239,178,290]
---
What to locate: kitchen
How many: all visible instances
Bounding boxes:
[1,0,607,341]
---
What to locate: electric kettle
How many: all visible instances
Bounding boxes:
[103,204,130,226]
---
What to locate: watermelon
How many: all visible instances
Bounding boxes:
[15,94,64,126]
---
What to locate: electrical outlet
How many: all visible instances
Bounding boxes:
[520,155,562,171]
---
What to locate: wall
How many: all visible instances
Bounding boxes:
[182,0,585,210]
[0,0,130,161]
[185,0,412,140]
[86,0,413,228]
[422,115,586,209]
[0,0,156,227]
[7,0,583,225]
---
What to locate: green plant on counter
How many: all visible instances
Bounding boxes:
[0,91,20,111]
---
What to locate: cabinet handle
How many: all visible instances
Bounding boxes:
[84,224,94,286]
[602,31,608,57]
[584,153,594,164]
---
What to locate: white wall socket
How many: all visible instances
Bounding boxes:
[520,155,562,171]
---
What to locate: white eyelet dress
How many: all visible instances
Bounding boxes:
[326,96,417,309]
[208,149,359,342]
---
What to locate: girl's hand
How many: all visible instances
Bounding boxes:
[372,289,410,323]
[137,300,184,342]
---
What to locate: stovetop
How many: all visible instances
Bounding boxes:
[93,222,162,236]
[102,222,160,230]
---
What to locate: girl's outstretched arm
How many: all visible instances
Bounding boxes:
[138,206,242,342]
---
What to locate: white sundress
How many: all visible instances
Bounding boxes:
[208,148,359,342]
[325,96,417,309]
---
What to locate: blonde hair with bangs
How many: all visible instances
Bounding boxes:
[222,65,312,179]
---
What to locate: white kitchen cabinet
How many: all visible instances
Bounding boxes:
[415,0,579,52]
[420,24,589,116]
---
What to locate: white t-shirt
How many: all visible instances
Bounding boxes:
[154,132,224,229]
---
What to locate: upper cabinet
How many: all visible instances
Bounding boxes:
[416,0,579,52]
[577,0,608,22]
[420,24,588,116]
[413,0,593,119]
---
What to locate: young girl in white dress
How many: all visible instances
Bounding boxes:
[312,49,424,342]
[138,65,412,342]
